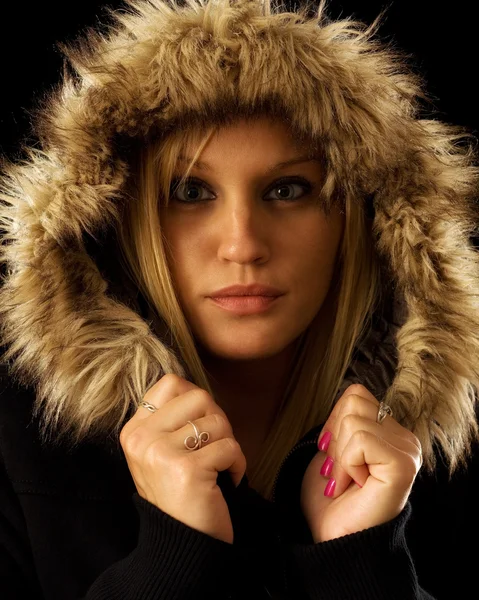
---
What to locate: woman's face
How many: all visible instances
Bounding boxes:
[160,117,344,362]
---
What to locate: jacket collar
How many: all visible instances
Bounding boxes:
[220,422,323,546]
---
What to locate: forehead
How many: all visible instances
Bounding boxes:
[180,116,312,149]
[176,121,317,169]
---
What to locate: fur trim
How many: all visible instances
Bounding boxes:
[1,0,478,465]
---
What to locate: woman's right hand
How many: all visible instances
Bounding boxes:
[119,373,246,545]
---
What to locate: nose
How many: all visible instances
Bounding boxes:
[215,196,271,264]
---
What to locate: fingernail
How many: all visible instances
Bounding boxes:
[324,477,336,497]
[320,456,334,477]
[355,480,363,488]
[317,431,332,452]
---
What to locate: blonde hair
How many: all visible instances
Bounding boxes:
[117,116,382,500]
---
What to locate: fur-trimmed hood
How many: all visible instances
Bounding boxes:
[1,0,478,470]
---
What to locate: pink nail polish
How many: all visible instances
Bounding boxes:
[324,478,336,497]
[317,431,332,452]
[320,456,334,477]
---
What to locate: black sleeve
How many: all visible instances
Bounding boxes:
[83,493,236,599]
[281,503,437,600]
[0,453,236,600]
[0,443,45,597]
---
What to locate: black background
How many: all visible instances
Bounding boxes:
[1,0,477,157]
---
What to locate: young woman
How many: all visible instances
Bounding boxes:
[0,1,478,599]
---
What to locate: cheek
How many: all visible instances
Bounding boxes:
[294,219,342,301]
[162,231,205,306]
[296,216,342,272]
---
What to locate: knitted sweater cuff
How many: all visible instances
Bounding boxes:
[285,503,433,600]
[85,493,235,600]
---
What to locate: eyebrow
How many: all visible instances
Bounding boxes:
[176,155,321,173]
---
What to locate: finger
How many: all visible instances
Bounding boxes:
[318,436,367,494]
[128,411,237,484]
[172,412,234,453]
[148,387,224,432]
[331,414,421,494]
[326,430,420,500]
[125,394,224,460]
[190,436,247,488]
[317,386,417,463]
[122,374,200,441]
[344,429,419,487]
[139,387,231,443]
[141,373,199,417]
[316,384,378,451]
[316,388,380,492]
[331,388,420,453]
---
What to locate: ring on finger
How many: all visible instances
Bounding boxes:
[139,401,158,413]
[184,420,210,451]
[376,401,393,424]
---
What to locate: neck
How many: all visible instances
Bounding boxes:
[198,338,301,431]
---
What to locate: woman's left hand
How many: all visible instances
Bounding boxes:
[300,384,422,543]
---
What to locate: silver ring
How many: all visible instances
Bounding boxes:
[139,401,158,413]
[377,402,393,424]
[184,420,210,451]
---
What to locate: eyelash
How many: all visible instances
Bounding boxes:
[168,176,314,204]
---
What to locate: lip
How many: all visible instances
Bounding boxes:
[209,295,281,315]
[209,284,284,297]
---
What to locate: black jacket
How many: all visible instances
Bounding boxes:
[1,367,478,599]
[1,1,479,599]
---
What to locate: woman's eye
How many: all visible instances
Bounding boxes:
[168,177,312,204]
[264,180,312,201]
[169,178,214,203]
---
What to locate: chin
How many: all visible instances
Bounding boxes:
[203,338,290,362]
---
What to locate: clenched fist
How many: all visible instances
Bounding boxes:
[119,374,247,544]
[301,384,422,543]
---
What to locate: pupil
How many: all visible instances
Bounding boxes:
[278,185,290,198]
[187,185,200,199]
